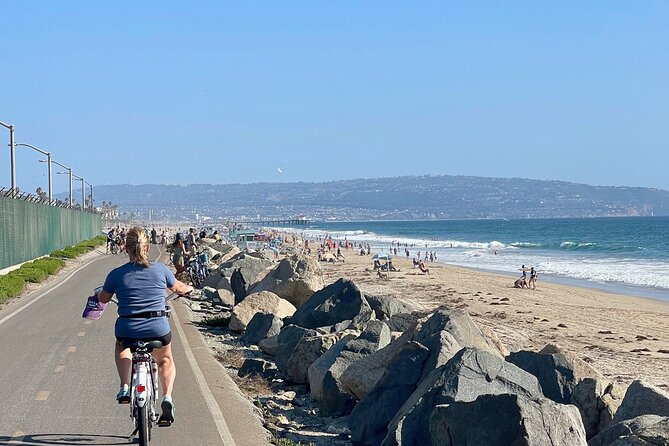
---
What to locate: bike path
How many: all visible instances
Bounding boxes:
[0,249,269,446]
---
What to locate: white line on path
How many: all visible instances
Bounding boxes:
[158,244,237,446]
[170,297,237,446]
[0,254,108,327]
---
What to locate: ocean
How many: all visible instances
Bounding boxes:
[279,217,669,301]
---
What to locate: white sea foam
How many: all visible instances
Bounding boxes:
[276,226,669,291]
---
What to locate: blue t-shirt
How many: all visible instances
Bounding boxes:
[103,262,176,339]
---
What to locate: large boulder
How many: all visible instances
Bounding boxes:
[309,320,391,416]
[571,378,626,439]
[286,331,353,384]
[365,295,413,321]
[274,325,320,372]
[241,312,284,345]
[413,308,503,379]
[288,278,374,329]
[217,252,275,303]
[429,393,587,446]
[608,417,669,446]
[589,415,668,446]
[350,341,430,446]
[248,254,324,308]
[507,343,604,404]
[341,324,420,401]
[611,380,669,425]
[382,348,544,446]
[229,291,296,333]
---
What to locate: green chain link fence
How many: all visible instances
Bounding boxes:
[0,196,103,269]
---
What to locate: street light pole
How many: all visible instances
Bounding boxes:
[0,121,16,197]
[15,143,53,202]
[71,172,85,208]
[53,160,73,206]
[89,182,93,211]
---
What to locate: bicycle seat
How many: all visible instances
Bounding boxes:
[122,340,164,351]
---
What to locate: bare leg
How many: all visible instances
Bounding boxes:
[152,344,176,397]
[115,342,132,387]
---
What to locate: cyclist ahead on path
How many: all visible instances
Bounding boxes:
[98,227,194,426]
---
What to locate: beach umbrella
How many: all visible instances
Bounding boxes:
[372,253,392,260]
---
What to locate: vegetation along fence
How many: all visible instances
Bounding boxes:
[0,195,102,269]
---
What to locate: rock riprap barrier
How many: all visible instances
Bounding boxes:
[182,259,669,446]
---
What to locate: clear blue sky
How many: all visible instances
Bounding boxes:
[1,1,667,195]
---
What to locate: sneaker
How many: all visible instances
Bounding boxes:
[158,396,175,427]
[116,386,130,404]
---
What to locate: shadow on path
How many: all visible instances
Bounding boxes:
[0,433,134,445]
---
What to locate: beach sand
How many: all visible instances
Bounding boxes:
[307,243,669,389]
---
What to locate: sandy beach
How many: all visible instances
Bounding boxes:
[303,242,669,389]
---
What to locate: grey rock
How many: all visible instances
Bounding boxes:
[608,417,669,446]
[611,380,669,425]
[365,295,413,321]
[571,378,626,439]
[241,312,284,345]
[309,321,391,416]
[274,325,319,372]
[386,311,428,332]
[288,278,374,330]
[217,251,275,304]
[238,358,277,378]
[414,308,502,379]
[383,348,543,446]
[259,334,280,355]
[507,343,604,404]
[589,415,666,446]
[349,341,430,446]
[341,325,419,401]
[248,254,324,308]
[286,332,347,384]
[429,393,587,446]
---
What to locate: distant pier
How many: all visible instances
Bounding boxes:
[237,218,310,227]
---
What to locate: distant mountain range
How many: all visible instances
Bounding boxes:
[64,175,669,221]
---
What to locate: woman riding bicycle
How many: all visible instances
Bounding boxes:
[98,227,193,426]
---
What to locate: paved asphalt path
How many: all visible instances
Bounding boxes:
[0,247,269,446]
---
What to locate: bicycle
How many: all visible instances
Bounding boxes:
[83,289,178,445]
[185,251,210,289]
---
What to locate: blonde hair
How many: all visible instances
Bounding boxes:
[126,227,150,267]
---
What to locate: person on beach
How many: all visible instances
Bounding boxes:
[520,265,527,281]
[529,267,538,290]
[418,260,430,275]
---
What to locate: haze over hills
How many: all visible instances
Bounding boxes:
[71,175,669,222]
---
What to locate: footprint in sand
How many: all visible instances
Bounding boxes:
[557,323,568,328]
[658,349,669,354]
[598,330,614,335]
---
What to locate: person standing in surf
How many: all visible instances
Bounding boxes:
[529,267,538,290]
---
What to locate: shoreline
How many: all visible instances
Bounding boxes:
[454,263,669,303]
[274,224,669,303]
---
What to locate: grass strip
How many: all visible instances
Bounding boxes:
[0,235,105,304]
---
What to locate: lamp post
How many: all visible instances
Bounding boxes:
[71,171,85,209]
[15,143,52,202]
[83,179,93,211]
[54,161,73,207]
[0,120,16,197]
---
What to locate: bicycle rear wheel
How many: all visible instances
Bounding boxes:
[137,404,151,445]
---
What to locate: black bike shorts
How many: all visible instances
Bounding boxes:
[115,331,172,347]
